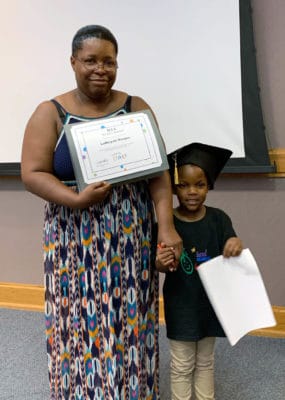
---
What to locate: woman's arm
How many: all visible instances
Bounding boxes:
[21,101,111,208]
[131,96,182,261]
[148,171,182,261]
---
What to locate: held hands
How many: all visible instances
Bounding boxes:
[157,227,182,267]
[75,181,112,208]
[155,242,178,273]
[156,237,243,271]
[156,227,182,272]
[223,237,243,258]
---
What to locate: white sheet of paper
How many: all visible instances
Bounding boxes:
[197,248,276,346]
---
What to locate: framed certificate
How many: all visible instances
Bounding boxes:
[64,109,169,191]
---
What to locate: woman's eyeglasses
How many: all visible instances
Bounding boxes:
[75,57,118,71]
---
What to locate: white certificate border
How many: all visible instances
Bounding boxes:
[71,113,162,182]
[64,109,169,191]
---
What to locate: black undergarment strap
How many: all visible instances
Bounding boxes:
[51,96,132,120]
[50,99,67,123]
[124,95,132,112]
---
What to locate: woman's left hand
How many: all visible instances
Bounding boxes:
[155,242,176,272]
[158,227,182,269]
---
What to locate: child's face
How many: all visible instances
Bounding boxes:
[175,164,209,215]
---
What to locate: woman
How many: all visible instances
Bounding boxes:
[21,25,181,400]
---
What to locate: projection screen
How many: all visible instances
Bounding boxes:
[0,0,274,174]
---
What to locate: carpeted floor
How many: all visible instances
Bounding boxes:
[0,308,284,400]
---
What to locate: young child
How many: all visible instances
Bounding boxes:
[155,142,243,400]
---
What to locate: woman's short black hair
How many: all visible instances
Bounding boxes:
[72,25,118,55]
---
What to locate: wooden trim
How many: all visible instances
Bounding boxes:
[0,282,44,312]
[159,295,165,325]
[249,306,285,338]
[221,148,285,178]
[1,283,284,338]
[159,296,285,339]
[269,148,285,176]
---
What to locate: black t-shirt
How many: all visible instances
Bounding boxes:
[163,206,236,341]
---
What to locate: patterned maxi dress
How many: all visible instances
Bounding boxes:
[44,96,160,400]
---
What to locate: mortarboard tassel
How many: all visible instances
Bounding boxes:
[173,153,179,185]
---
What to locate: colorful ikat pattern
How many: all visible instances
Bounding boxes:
[44,118,159,400]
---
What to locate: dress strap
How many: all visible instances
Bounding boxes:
[124,95,132,112]
[50,99,67,123]
[51,97,131,118]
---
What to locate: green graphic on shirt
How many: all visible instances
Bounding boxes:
[180,248,194,275]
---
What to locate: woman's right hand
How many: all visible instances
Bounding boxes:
[21,101,113,208]
[75,181,112,208]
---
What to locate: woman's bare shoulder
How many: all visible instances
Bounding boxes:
[129,95,159,124]
[26,97,66,132]
[29,100,58,119]
[130,95,152,111]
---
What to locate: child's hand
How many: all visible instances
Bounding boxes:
[223,237,243,257]
[155,242,178,273]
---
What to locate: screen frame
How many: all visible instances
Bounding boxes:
[223,0,275,173]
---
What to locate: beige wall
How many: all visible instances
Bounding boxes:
[206,176,285,306]
[1,174,284,306]
[0,0,284,305]
[0,178,44,285]
[251,0,285,149]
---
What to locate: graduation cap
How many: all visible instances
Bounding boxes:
[167,142,232,189]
